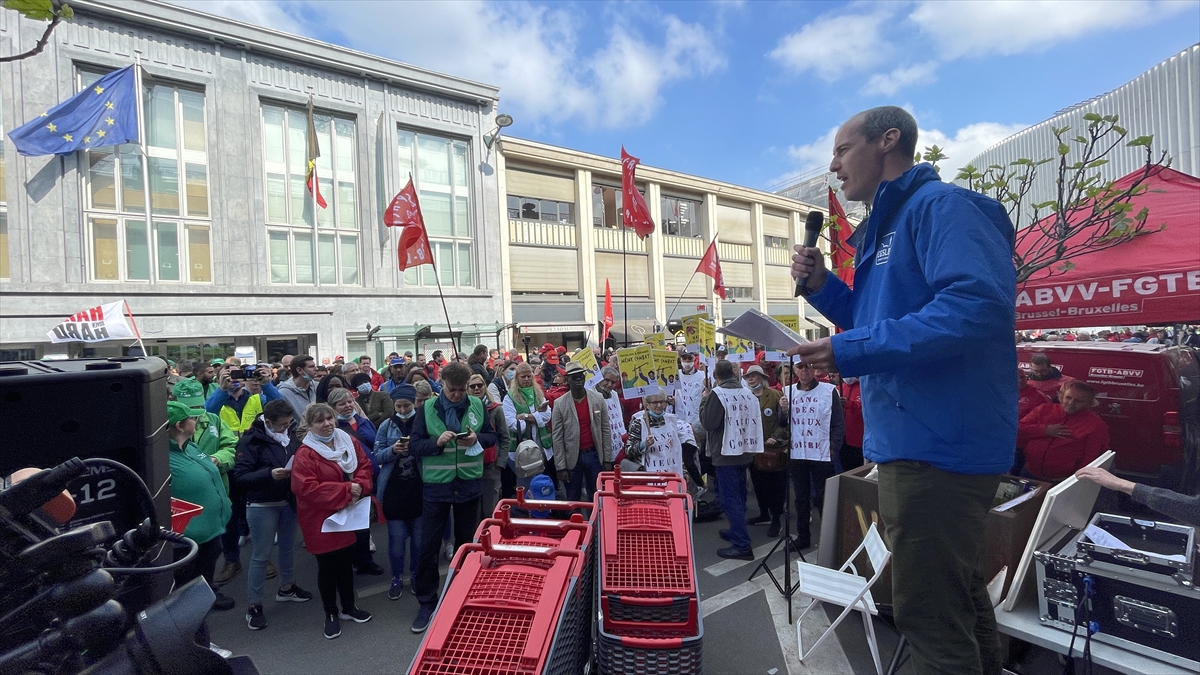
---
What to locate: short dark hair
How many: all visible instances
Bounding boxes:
[860,106,918,160]
[1030,353,1051,366]
[713,360,737,381]
[263,399,294,422]
[290,355,314,377]
[441,362,471,387]
[472,344,489,357]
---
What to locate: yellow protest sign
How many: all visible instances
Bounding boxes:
[653,348,679,393]
[726,336,755,363]
[643,332,667,348]
[615,344,654,399]
[698,319,717,357]
[570,347,603,387]
[771,314,801,333]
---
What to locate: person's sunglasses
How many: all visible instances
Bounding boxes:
[468,383,485,389]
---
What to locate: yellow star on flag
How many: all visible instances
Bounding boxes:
[40,112,48,117]
[84,136,92,144]
[105,117,115,126]
[105,101,114,109]
[94,86,105,94]
[47,122,57,132]
[97,130,106,138]
[63,134,73,142]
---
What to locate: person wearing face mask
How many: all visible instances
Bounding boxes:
[205,364,282,436]
[487,359,516,405]
[278,355,319,424]
[502,362,554,491]
[786,362,844,551]
[291,404,375,639]
[551,361,611,501]
[591,366,628,472]
[232,400,313,631]
[373,384,423,601]
[327,387,384,577]
[623,391,696,478]
[351,372,392,428]
[470,373,509,516]
[745,366,790,537]
[670,351,707,492]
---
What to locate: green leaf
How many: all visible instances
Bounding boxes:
[1057,261,1076,272]
[1074,136,1088,144]
[1126,135,1153,148]
[2,0,56,20]
[1112,125,1127,136]
[1057,143,1070,156]
[1135,206,1149,221]
[1082,113,1102,121]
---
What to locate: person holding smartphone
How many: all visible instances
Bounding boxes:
[373,383,423,601]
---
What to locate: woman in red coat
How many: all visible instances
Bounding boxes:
[291,403,375,640]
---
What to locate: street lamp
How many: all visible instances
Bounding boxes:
[483,113,514,151]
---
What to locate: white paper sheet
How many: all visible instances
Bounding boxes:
[993,487,1040,512]
[321,497,371,533]
[1084,523,1187,562]
[284,455,294,471]
[716,309,807,352]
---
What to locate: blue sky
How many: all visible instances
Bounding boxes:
[186,0,1199,191]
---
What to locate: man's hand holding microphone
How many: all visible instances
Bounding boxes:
[788,210,838,373]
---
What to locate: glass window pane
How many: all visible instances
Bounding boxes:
[266,173,287,223]
[294,232,313,284]
[179,90,205,153]
[147,157,180,215]
[287,112,307,177]
[80,71,102,89]
[403,266,418,287]
[421,191,452,236]
[92,218,120,280]
[263,106,286,164]
[290,175,312,227]
[185,163,208,217]
[156,221,179,281]
[126,219,150,280]
[119,146,144,213]
[340,235,358,285]
[457,242,472,287]
[315,116,332,175]
[0,212,10,280]
[452,141,468,188]
[0,134,6,204]
[397,130,414,181]
[418,135,450,186]
[560,202,574,224]
[506,195,520,219]
[335,119,354,175]
[436,242,454,287]
[89,151,116,210]
[268,231,290,284]
[455,196,470,236]
[338,182,356,229]
[520,198,538,221]
[187,225,211,282]
[317,178,334,229]
[540,200,558,222]
[145,85,177,150]
[318,234,337,284]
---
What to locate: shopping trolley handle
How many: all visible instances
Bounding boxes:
[513,486,594,513]
[476,529,585,563]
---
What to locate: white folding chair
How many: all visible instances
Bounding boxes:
[795,522,892,675]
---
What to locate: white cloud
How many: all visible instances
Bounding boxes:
[171,0,723,130]
[169,0,308,38]
[768,10,893,81]
[861,61,938,96]
[910,0,1183,60]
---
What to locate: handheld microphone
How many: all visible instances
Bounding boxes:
[1,460,85,522]
[794,210,825,297]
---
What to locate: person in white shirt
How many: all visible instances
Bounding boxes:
[784,362,844,550]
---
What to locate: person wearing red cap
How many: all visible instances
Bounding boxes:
[544,365,569,404]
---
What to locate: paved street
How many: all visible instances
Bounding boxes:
[205,493,897,675]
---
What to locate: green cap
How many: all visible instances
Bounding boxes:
[168,400,203,426]
[166,359,176,368]
[172,379,206,408]
[210,358,225,366]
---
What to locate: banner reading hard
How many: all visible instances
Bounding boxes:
[616,344,655,399]
[570,347,604,388]
[46,301,135,343]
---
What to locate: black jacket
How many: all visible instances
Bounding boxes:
[232,418,301,505]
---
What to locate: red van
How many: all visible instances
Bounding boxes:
[1016,343,1200,492]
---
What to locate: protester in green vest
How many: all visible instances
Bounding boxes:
[408,362,498,635]
[204,364,282,435]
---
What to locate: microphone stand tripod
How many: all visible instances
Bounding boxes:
[748,354,806,624]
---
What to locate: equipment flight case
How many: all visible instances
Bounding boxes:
[1034,512,1199,671]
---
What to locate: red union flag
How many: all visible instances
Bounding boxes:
[47,301,135,343]
[602,279,614,344]
[829,187,855,289]
[385,175,432,271]
[620,147,655,239]
[697,239,726,300]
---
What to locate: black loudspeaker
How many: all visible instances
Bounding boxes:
[0,357,171,534]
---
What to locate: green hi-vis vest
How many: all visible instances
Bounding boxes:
[219,394,263,436]
[509,392,552,453]
[421,396,485,484]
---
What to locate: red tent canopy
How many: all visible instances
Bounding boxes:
[1014,167,1200,329]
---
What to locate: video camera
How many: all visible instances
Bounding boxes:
[0,458,258,675]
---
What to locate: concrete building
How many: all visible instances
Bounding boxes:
[497,138,828,350]
[0,0,508,363]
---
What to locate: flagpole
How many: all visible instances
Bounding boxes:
[124,300,147,357]
[667,269,700,323]
[621,226,628,348]
[429,257,460,358]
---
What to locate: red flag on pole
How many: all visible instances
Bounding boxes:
[620,147,655,239]
[385,175,433,271]
[601,279,614,344]
[696,239,726,300]
[305,96,328,209]
[829,187,855,289]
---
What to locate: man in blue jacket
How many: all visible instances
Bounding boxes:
[790,106,1016,675]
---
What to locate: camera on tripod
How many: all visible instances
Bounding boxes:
[0,458,258,675]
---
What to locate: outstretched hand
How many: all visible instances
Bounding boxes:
[785,338,838,373]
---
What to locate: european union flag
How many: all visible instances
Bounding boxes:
[7,66,139,157]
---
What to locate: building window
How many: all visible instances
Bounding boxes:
[81,70,211,283]
[592,183,644,229]
[764,235,789,249]
[261,104,358,286]
[506,194,573,224]
[398,129,474,288]
[725,286,754,299]
[661,195,702,238]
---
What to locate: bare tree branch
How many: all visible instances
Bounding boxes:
[0,15,60,63]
